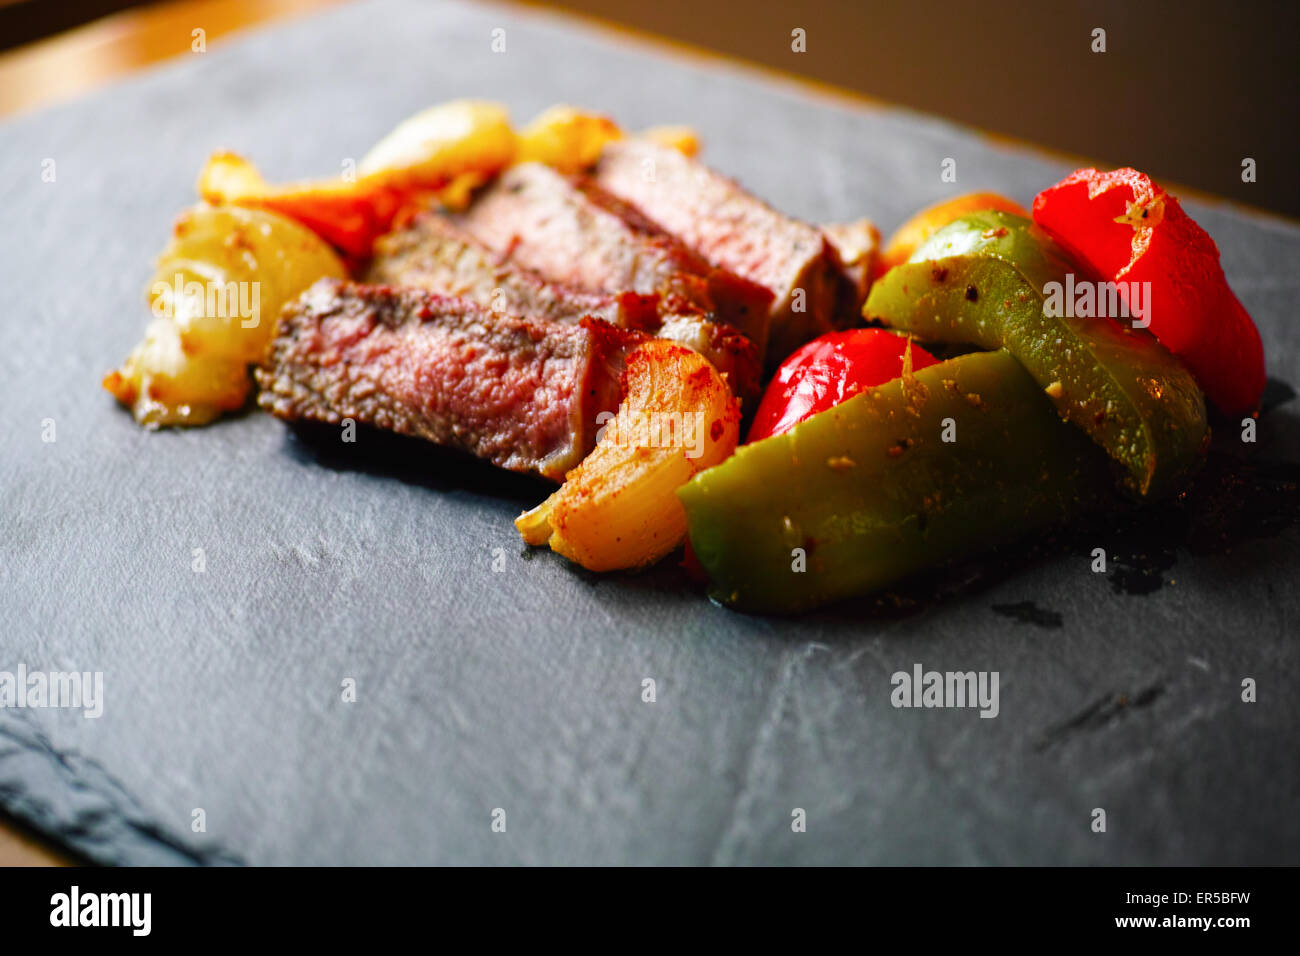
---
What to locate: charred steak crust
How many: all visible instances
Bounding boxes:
[255,279,643,481]
[592,138,844,364]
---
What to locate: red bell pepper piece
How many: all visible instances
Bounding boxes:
[747,329,938,442]
[1032,167,1265,415]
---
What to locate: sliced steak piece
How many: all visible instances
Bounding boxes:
[366,213,761,402]
[822,218,881,317]
[255,279,643,481]
[452,162,773,356]
[592,138,842,364]
[367,212,663,332]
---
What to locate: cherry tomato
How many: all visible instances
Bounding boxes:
[747,329,938,442]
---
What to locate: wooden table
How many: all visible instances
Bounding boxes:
[0,814,69,866]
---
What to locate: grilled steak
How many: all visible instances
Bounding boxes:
[366,213,761,401]
[255,279,643,480]
[822,218,881,316]
[593,138,843,364]
[452,162,773,356]
[367,213,663,331]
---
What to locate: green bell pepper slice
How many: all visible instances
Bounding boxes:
[864,210,1207,497]
[678,349,1112,613]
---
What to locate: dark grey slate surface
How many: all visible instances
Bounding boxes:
[1,0,1297,866]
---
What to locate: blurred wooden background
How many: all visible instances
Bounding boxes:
[546,0,1299,219]
[2,0,1295,217]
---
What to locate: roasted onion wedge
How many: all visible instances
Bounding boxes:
[517,339,740,571]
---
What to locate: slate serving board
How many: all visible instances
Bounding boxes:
[2,0,1298,866]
